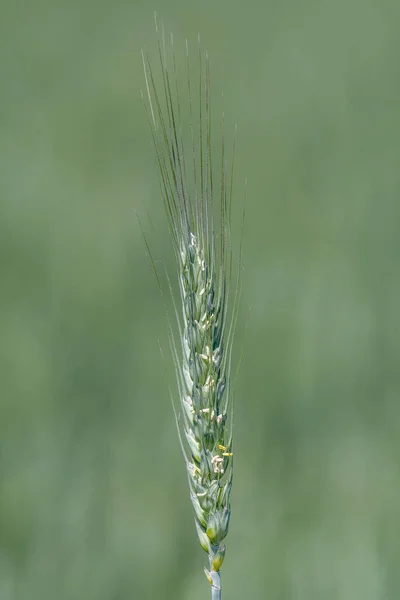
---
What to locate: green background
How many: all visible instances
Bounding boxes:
[1,0,400,598]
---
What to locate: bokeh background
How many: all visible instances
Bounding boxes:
[2,0,400,598]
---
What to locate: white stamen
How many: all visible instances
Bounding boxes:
[211,455,224,474]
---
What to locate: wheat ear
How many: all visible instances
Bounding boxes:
[142,18,239,599]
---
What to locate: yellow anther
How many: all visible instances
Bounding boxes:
[217,444,233,457]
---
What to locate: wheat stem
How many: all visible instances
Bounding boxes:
[210,570,221,600]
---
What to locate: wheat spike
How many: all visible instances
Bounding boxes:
[142,17,240,599]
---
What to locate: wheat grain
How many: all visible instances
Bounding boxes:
[142,17,240,599]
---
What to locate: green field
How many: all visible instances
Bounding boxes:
[1,1,400,598]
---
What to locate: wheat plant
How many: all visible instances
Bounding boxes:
[142,18,241,599]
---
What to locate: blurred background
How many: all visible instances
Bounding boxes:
[1,0,400,598]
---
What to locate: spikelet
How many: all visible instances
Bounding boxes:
[142,15,240,597]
